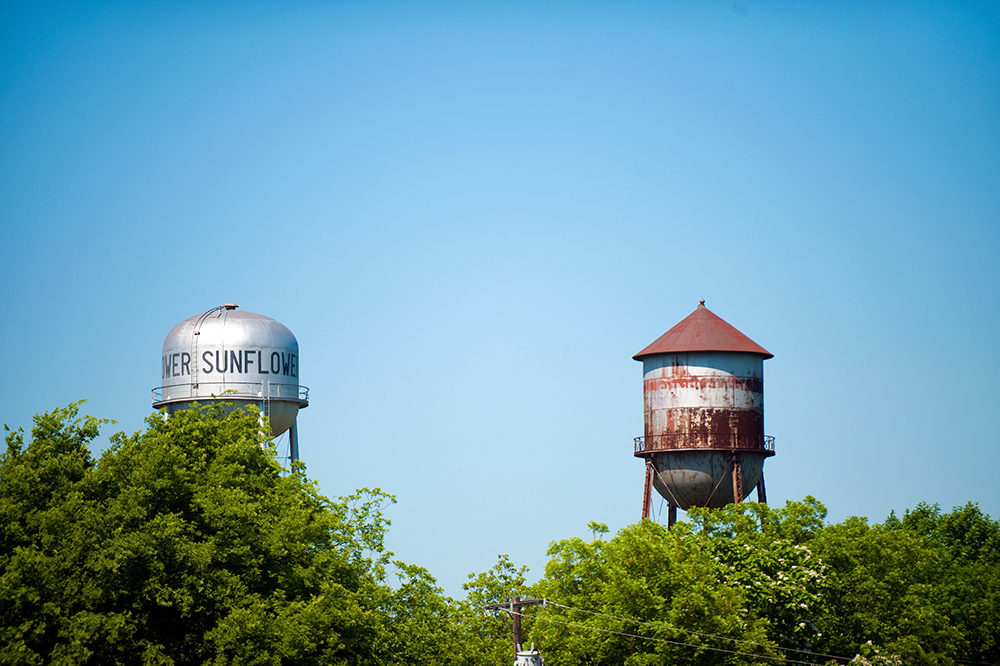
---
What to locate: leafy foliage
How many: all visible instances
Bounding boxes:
[1,403,389,665]
[687,500,832,652]
[525,498,1000,666]
[530,519,777,665]
[461,555,531,665]
[2,403,998,666]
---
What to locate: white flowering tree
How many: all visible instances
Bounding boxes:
[529,519,779,666]
[686,499,832,654]
[847,641,902,666]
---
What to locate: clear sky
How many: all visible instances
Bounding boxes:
[2,1,998,597]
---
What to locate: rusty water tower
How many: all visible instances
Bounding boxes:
[633,300,773,525]
[152,304,309,461]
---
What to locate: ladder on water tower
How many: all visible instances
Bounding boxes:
[190,306,223,392]
[260,381,271,432]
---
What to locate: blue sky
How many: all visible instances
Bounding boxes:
[2,1,998,596]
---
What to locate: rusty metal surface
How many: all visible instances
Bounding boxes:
[640,351,768,452]
[649,450,767,509]
[635,435,774,455]
[642,461,655,519]
[633,300,772,360]
[634,303,774,513]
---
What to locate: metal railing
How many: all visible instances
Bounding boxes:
[634,434,775,455]
[153,382,309,405]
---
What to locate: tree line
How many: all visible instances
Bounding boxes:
[2,403,997,665]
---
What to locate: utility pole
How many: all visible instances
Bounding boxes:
[483,596,546,659]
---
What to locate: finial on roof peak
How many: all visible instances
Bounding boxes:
[699,299,705,306]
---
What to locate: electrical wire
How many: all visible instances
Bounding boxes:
[519,610,838,665]
[507,599,995,666]
[543,600,851,662]
[508,600,855,665]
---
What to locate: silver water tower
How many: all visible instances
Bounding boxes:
[152,304,309,461]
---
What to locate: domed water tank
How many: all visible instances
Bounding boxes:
[152,304,308,438]
[633,300,773,522]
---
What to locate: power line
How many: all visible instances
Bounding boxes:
[524,612,836,666]
[507,600,854,665]
[543,600,851,663]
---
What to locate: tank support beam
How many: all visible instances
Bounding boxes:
[289,418,299,464]
[731,455,744,504]
[667,503,677,527]
[641,460,655,520]
[756,474,767,504]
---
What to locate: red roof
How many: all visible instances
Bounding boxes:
[633,300,773,360]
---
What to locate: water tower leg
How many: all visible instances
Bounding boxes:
[641,460,654,520]
[731,456,744,504]
[756,474,767,504]
[289,417,299,464]
[667,503,677,527]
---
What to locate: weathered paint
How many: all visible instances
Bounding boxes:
[649,450,767,509]
[152,304,308,437]
[641,351,765,452]
[635,301,773,512]
[633,300,772,360]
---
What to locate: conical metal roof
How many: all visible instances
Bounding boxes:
[633,300,773,360]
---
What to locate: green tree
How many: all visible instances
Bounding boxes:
[528,498,1000,666]
[461,554,532,666]
[686,500,832,654]
[0,402,392,665]
[529,519,777,666]
[1,403,110,665]
[378,562,462,666]
[376,554,533,666]
[687,498,1000,666]
[810,515,965,666]
[6,403,998,666]
[892,502,1000,665]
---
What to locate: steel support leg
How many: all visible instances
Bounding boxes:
[642,460,654,520]
[732,456,744,504]
[289,418,299,464]
[756,473,767,504]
